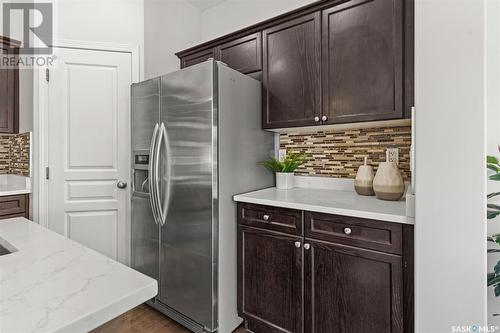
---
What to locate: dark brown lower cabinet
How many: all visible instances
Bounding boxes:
[237,203,413,333]
[238,226,303,333]
[304,240,403,333]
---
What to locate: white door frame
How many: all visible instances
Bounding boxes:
[33,39,141,264]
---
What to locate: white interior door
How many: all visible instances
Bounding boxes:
[46,47,132,263]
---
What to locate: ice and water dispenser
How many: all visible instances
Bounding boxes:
[132,150,150,195]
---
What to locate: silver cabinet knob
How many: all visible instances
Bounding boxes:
[314,116,320,122]
[343,227,352,235]
[263,214,270,221]
[304,243,310,250]
[294,241,301,248]
[322,115,328,121]
[117,181,127,189]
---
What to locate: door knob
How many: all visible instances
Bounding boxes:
[322,115,328,121]
[294,241,301,248]
[343,227,352,235]
[263,214,270,221]
[304,243,311,250]
[314,116,320,122]
[117,181,128,189]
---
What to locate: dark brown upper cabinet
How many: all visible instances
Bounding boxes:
[176,0,413,129]
[0,36,20,134]
[238,226,303,333]
[217,33,262,74]
[304,240,403,333]
[262,13,321,129]
[180,48,216,68]
[322,0,404,124]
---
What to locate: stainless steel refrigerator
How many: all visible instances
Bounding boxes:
[131,60,274,333]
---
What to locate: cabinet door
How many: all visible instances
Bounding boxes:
[304,240,403,333]
[238,226,303,333]
[0,46,18,133]
[262,12,321,129]
[180,48,216,68]
[218,33,262,74]
[322,0,403,124]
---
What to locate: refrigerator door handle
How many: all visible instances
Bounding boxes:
[154,122,165,225]
[158,122,171,227]
[149,123,160,225]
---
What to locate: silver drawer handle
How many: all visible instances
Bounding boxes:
[263,214,270,221]
[294,241,301,248]
[344,227,352,235]
[304,243,310,250]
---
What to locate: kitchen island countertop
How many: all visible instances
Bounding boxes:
[0,218,157,333]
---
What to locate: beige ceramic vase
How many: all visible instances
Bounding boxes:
[373,161,405,201]
[354,157,375,196]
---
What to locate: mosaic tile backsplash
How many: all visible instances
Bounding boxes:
[280,125,411,180]
[0,133,31,176]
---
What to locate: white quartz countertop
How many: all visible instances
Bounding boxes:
[234,187,414,225]
[0,175,31,196]
[0,218,158,333]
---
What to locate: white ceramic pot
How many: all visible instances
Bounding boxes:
[354,157,375,196]
[276,172,294,190]
[373,162,405,201]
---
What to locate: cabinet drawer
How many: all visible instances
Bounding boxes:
[238,203,302,235]
[0,194,27,219]
[305,212,402,254]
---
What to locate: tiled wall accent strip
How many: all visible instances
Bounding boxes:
[0,136,10,174]
[0,133,31,176]
[280,126,411,180]
[10,133,30,176]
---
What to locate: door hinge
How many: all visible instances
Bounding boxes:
[45,167,49,180]
[45,68,49,82]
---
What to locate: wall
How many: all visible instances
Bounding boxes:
[53,0,144,47]
[487,0,500,324]
[415,0,487,331]
[199,0,315,42]
[144,0,201,78]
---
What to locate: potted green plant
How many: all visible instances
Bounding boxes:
[259,153,306,190]
[487,152,500,299]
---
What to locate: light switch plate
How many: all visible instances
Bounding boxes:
[387,148,399,164]
[278,149,287,162]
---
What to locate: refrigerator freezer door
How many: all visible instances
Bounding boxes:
[131,78,161,284]
[158,62,216,330]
